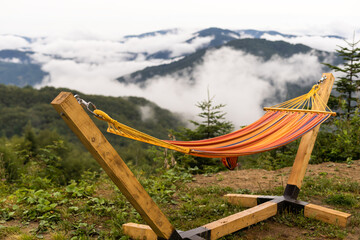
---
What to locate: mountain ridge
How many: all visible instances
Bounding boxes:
[0,28,343,88]
[116,38,333,85]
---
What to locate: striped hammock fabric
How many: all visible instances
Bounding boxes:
[91,78,335,170]
[165,110,331,158]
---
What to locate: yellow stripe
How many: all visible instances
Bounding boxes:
[263,107,336,116]
[93,109,191,154]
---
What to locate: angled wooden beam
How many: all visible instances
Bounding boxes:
[51,92,179,239]
[285,73,335,198]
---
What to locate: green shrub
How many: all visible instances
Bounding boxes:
[325,193,358,207]
[0,138,23,182]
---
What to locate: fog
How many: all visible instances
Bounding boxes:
[21,30,338,126]
[37,47,324,127]
[260,33,345,52]
[0,35,30,50]
[117,48,323,126]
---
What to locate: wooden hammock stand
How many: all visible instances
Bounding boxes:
[51,73,350,240]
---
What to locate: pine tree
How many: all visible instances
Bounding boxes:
[171,91,234,172]
[176,90,234,141]
[324,34,360,118]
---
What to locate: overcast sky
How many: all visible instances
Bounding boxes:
[1,0,359,38]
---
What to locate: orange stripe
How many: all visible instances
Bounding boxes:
[184,113,329,158]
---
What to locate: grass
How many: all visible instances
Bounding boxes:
[0,225,21,238]
[0,167,359,239]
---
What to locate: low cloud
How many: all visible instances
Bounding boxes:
[36,47,325,128]
[260,33,344,52]
[35,58,156,95]
[129,48,323,127]
[0,35,29,50]
[139,105,155,122]
[0,58,21,63]
[29,31,332,128]
[30,29,212,65]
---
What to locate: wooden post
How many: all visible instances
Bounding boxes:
[51,92,178,239]
[285,73,335,197]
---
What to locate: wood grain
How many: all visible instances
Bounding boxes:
[305,203,351,227]
[51,92,175,239]
[224,194,260,207]
[287,73,335,188]
[203,201,277,240]
[123,223,157,240]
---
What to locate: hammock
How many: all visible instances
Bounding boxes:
[83,78,335,170]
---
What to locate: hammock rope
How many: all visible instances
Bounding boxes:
[78,76,335,170]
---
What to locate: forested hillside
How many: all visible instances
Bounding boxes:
[0,84,185,178]
[0,84,183,140]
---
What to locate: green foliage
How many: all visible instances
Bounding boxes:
[14,188,62,232]
[172,92,233,172]
[0,83,188,181]
[141,166,193,204]
[182,92,234,140]
[70,222,98,239]
[85,197,115,216]
[0,138,23,181]
[0,225,21,239]
[0,159,359,238]
[0,127,101,185]
[325,193,358,207]
[313,108,360,163]
[242,140,299,170]
[65,180,95,198]
[273,211,348,239]
[323,35,360,118]
[0,84,183,145]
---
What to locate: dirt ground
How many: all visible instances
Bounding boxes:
[189,160,360,240]
[190,160,360,192]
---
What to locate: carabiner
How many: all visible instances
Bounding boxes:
[74,94,102,118]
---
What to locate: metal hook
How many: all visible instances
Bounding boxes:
[318,75,327,84]
[74,94,102,118]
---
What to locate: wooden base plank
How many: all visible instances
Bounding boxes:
[203,201,277,240]
[304,203,351,227]
[224,194,260,207]
[123,223,157,240]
